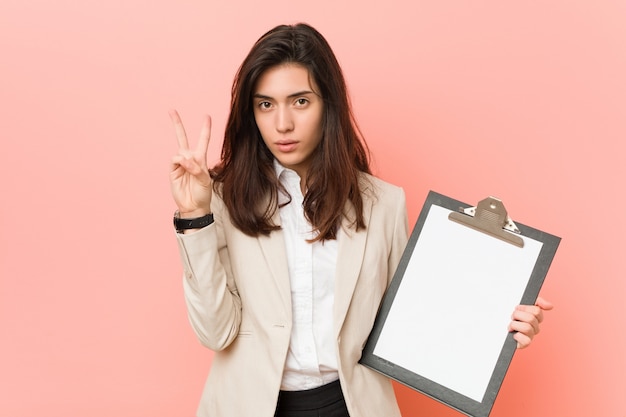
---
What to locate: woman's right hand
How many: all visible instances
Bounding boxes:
[169,110,213,217]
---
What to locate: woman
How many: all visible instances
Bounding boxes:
[169,23,552,417]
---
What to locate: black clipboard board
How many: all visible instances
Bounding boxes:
[360,191,560,417]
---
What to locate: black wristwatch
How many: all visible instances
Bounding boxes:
[173,212,214,233]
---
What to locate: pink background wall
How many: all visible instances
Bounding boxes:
[1,0,624,416]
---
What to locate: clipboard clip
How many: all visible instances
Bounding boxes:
[448,196,524,248]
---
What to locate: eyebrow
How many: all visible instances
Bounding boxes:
[253,90,316,100]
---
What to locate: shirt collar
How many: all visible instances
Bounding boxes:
[273,159,304,201]
[273,158,288,179]
[273,159,302,183]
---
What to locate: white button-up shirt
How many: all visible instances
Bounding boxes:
[275,161,340,391]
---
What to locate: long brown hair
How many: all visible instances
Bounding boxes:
[211,23,371,241]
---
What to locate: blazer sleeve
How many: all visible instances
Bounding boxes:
[175,195,242,351]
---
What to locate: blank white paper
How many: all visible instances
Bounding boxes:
[373,205,543,402]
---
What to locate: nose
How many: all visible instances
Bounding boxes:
[275,106,294,133]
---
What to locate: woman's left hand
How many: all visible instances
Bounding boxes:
[508,296,554,349]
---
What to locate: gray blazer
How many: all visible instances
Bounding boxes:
[176,173,409,417]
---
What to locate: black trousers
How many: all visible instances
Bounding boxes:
[274,379,350,417]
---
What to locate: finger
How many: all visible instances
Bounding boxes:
[169,161,185,182]
[516,304,544,323]
[515,305,544,326]
[169,109,190,150]
[511,309,540,334]
[171,154,205,177]
[196,115,212,160]
[535,296,554,311]
[171,154,187,169]
[513,331,532,349]
[509,319,536,341]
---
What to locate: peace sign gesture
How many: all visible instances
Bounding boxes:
[169,110,213,217]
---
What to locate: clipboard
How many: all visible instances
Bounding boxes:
[360,191,560,417]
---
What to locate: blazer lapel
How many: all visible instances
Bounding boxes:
[257,210,292,316]
[255,183,375,333]
[333,190,374,338]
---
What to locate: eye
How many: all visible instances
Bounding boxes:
[295,98,309,107]
[256,101,272,110]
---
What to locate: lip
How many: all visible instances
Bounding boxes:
[275,140,298,153]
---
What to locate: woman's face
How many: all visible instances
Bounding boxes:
[253,63,324,181]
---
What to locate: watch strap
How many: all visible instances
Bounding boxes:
[174,212,214,233]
